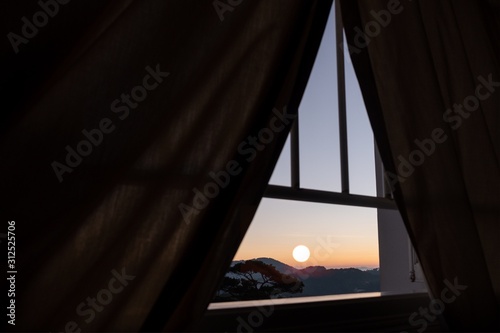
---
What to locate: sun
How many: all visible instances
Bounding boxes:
[292,245,310,262]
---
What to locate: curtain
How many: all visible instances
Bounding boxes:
[341,0,500,331]
[0,1,331,331]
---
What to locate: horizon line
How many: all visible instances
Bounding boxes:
[233,257,379,270]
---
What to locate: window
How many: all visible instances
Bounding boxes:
[212,1,426,305]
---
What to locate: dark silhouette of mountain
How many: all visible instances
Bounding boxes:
[297,266,380,296]
[214,260,304,302]
[250,257,298,274]
[223,258,380,298]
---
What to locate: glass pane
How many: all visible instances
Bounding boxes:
[299,3,341,192]
[345,44,377,196]
[213,199,379,302]
[269,133,291,186]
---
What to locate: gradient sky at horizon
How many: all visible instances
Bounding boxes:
[233,4,380,269]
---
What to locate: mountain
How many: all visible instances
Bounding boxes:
[224,257,379,298]
[249,257,299,274]
[297,266,380,296]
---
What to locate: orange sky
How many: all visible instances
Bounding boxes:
[233,199,380,269]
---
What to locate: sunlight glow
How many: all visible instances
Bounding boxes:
[292,245,311,262]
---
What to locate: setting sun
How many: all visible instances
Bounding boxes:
[292,245,310,262]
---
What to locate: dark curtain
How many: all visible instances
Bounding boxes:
[0,1,331,331]
[341,0,500,331]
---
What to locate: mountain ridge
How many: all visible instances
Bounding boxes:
[228,257,380,297]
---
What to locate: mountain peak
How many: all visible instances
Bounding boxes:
[251,257,297,274]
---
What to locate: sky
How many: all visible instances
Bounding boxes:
[233,4,380,269]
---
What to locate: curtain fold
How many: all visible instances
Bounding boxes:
[1,1,331,331]
[341,0,500,330]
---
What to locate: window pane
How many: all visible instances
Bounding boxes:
[299,3,341,192]
[269,133,291,186]
[213,199,379,301]
[345,47,377,196]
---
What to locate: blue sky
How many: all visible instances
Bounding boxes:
[234,4,379,269]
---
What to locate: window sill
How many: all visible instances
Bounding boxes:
[199,292,442,332]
